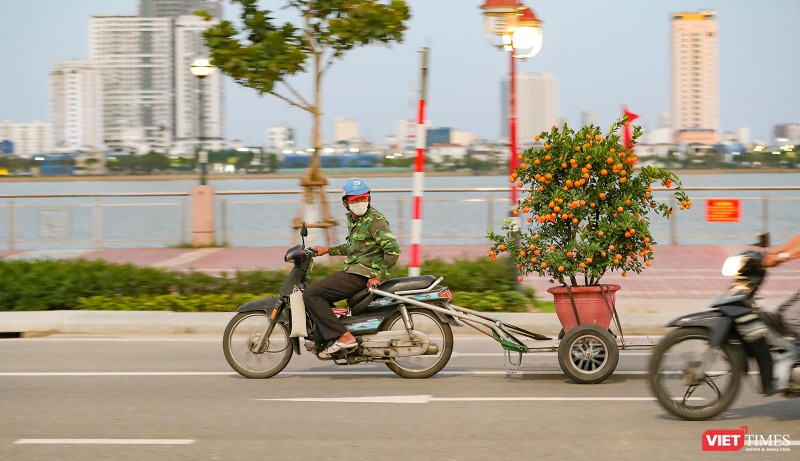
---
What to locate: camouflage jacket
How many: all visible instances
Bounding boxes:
[328,207,400,281]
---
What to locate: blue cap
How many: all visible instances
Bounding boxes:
[342,178,370,197]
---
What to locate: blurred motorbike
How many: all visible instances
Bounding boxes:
[648,234,800,420]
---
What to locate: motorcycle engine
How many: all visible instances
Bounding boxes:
[304,340,318,353]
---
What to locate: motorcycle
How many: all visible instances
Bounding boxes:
[648,235,800,420]
[222,224,457,379]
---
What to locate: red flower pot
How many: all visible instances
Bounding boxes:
[547,285,621,334]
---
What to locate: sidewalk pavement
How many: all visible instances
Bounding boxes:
[1,244,798,336]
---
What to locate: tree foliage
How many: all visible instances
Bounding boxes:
[201,0,410,94]
[488,117,692,287]
[200,0,410,120]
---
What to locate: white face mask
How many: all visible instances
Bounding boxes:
[349,202,369,216]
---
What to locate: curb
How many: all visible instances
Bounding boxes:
[0,311,679,337]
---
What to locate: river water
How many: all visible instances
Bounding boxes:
[1,172,798,249]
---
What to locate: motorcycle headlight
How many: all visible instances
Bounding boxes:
[284,245,303,262]
[721,255,744,277]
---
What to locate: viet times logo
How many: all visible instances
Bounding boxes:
[702,426,792,452]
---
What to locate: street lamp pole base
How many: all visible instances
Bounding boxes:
[191,185,216,247]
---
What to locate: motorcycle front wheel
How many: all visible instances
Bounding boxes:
[223,312,293,379]
[383,308,453,379]
[648,327,745,421]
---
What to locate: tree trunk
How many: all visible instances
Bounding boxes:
[295,49,335,247]
[308,51,322,183]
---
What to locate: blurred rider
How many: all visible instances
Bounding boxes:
[764,234,800,338]
[747,234,800,395]
[304,178,401,355]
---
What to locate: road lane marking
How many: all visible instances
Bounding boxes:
[257,395,671,404]
[14,439,195,445]
[0,370,650,377]
[452,352,651,357]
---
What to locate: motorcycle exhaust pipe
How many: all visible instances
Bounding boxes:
[424,344,439,355]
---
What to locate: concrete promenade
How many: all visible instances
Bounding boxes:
[1,244,798,336]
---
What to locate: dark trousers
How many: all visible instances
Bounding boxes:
[303,271,367,342]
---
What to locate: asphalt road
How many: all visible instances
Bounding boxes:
[0,335,798,461]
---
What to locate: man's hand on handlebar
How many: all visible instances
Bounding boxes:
[367,278,382,289]
[763,254,781,268]
[312,246,328,256]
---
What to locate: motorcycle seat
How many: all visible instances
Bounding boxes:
[346,275,437,315]
[380,275,437,293]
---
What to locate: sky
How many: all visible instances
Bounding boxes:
[0,0,798,148]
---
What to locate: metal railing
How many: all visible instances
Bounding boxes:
[1,187,798,250]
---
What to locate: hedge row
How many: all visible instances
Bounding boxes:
[75,290,541,313]
[0,257,540,312]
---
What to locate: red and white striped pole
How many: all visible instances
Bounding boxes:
[509,49,518,208]
[409,47,429,277]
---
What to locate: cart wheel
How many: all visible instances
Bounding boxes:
[558,324,619,384]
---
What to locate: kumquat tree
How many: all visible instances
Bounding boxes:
[488,116,692,287]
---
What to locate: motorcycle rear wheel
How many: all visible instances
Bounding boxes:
[383,308,453,379]
[223,312,293,379]
[648,327,745,421]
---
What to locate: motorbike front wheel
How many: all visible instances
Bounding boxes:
[648,327,745,421]
[223,312,293,379]
[383,308,453,379]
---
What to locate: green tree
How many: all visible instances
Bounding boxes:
[266,153,280,172]
[201,1,409,179]
[201,0,410,241]
[139,152,171,173]
[0,156,35,173]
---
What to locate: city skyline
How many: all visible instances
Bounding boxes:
[0,0,798,149]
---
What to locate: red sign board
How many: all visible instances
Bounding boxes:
[706,199,740,222]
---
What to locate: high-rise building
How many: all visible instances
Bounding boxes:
[174,15,225,155]
[501,72,558,143]
[90,16,174,154]
[736,127,751,145]
[49,61,102,151]
[140,0,222,18]
[333,117,358,143]
[0,121,53,157]
[426,127,475,147]
[773,123,800,144]
[671,10,719,144]
[266,123,296,152]
[396,119,418,155]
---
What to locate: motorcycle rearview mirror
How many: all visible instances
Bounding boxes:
[756,232,770,248]
[300,222,308,247]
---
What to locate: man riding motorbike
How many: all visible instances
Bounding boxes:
[743,234,800,395]
[764,234,800,338]
[303,178,401,355]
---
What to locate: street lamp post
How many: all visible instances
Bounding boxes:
[480,1,543,209]
[190,58,215,185]
[189,58,216,247]
[481,1,542,289]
